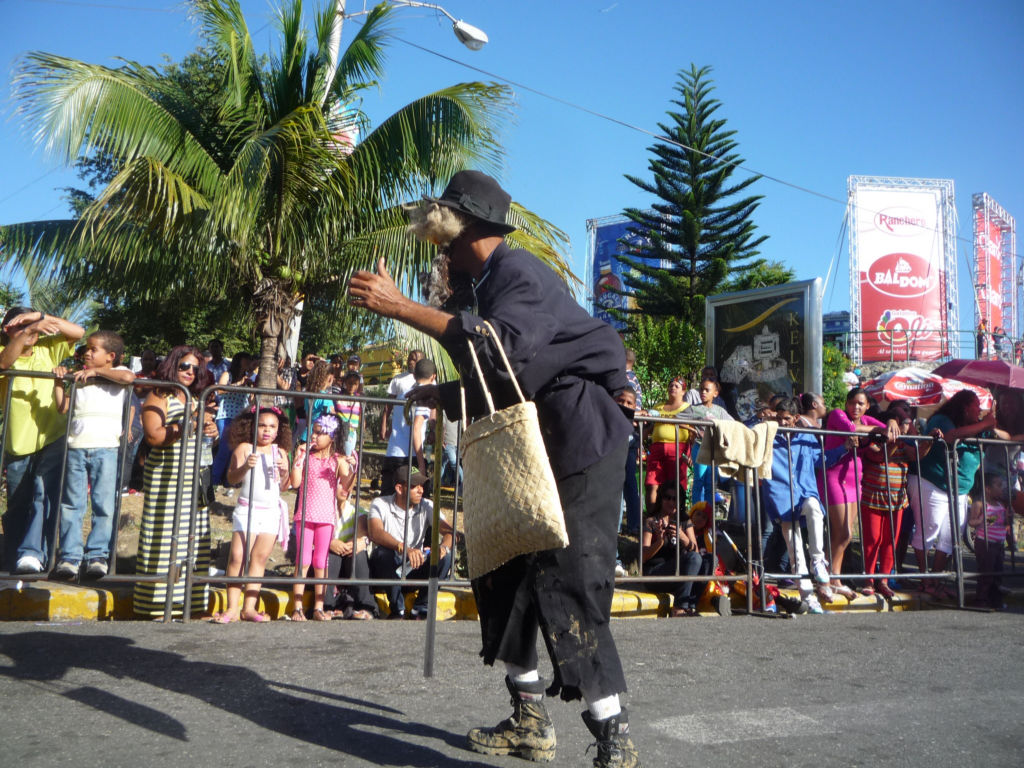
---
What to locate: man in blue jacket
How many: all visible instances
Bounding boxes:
[349,170,640,767]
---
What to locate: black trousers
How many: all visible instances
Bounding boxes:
[324,549,378,616]
[472,438,629,703]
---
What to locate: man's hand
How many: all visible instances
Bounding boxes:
[405,547,425,569]
[349,258,408,319]
[406,384,440,409]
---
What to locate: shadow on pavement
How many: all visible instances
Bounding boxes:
[0,631,489,766]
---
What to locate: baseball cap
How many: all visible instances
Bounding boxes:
[394,465,427,489]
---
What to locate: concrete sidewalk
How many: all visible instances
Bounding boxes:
[0,576,944,622]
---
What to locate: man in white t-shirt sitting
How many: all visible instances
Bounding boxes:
[380,355,435,495]
[367,466,453,619]
[52,330,135,579]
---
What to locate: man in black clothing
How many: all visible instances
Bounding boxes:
[348,171,640,767]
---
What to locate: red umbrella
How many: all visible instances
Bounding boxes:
[863,367,992,409]
[931,358,1024,390]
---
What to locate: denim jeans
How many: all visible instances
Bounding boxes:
[3,438,66,567]
[368,545,452,615]
[620,434,641,533]
[644,549,703,609]
[59,447,119,564]
[440,443,462,491]
[211,417,233,486]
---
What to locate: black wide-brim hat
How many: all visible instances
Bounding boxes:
[424,170,516,235]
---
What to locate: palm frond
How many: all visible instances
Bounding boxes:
[13,53,224,198]
[190,0,261,114]
[347,82,513,208]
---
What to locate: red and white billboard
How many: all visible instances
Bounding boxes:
[975,208,1004,334]
[851,184,946,361]
[972,193,1016,353]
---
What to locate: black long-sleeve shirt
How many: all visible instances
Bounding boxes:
[437,242,631,478]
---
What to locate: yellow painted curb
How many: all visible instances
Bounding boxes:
[0,581,131,621]
[610,589,665,618]
[0,580,929,622]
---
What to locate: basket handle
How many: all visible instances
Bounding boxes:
[464,339,496,416]
[480,321,527,404]
[461,320,528,425]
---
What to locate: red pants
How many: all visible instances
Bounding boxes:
[862,507,903,577]
[644,441,689,492]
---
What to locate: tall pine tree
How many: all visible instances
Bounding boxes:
[618,64,768,325]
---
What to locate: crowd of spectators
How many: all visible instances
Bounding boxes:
[0,311,457,620]
[2,310,1022,619]
[622,352,1024,615]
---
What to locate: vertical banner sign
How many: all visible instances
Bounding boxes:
[591,220,633,330]
[589,218,661,330]
[975,207,1004,334]
[853,186,945,361]
[706,280,822,423]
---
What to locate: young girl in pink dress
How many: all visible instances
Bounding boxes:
[817,388,899,599]
[289,413,355,620]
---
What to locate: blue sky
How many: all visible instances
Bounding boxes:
[1,0,1022,348]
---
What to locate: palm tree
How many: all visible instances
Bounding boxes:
[2,0,570,385]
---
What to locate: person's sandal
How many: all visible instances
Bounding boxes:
[349,609,373,620]
[311,608,331,621]
[832,583,857,600]
[291,609,307,621]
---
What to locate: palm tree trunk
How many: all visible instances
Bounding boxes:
[257,331,279,396]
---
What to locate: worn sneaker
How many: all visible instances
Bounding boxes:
[805,595,825,614]
[85,560,109,579]
[614,563,627,578]
[811,557,830,585]
[53,560,79,580]
[14,555,44,574]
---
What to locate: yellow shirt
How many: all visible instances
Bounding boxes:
[1,336,73,456]
[649,402,690,444]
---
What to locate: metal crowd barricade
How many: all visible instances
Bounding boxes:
[631,411,756,615]
[0,368,194,622]
[5,364,1022,628]
[184,382,467,644]
[624,410,1023,614]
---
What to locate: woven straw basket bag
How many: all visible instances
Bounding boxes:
[459,321,568,579]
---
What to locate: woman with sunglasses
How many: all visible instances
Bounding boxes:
[134,345,216,618]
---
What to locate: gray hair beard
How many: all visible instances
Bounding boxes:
[406,202,473,309]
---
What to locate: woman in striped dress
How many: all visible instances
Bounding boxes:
[134,345,215,618]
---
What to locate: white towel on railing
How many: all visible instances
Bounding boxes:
[697,420,778,484]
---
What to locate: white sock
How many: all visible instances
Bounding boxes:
[504,663,539,684]
[587,694,621,721]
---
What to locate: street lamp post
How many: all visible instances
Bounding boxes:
[322,0,488,106]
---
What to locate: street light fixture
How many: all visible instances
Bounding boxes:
[389,0,488,50]
[343,1,488,50]
[323,1,488,104]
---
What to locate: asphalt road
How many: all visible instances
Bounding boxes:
[1,611,1022,768]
